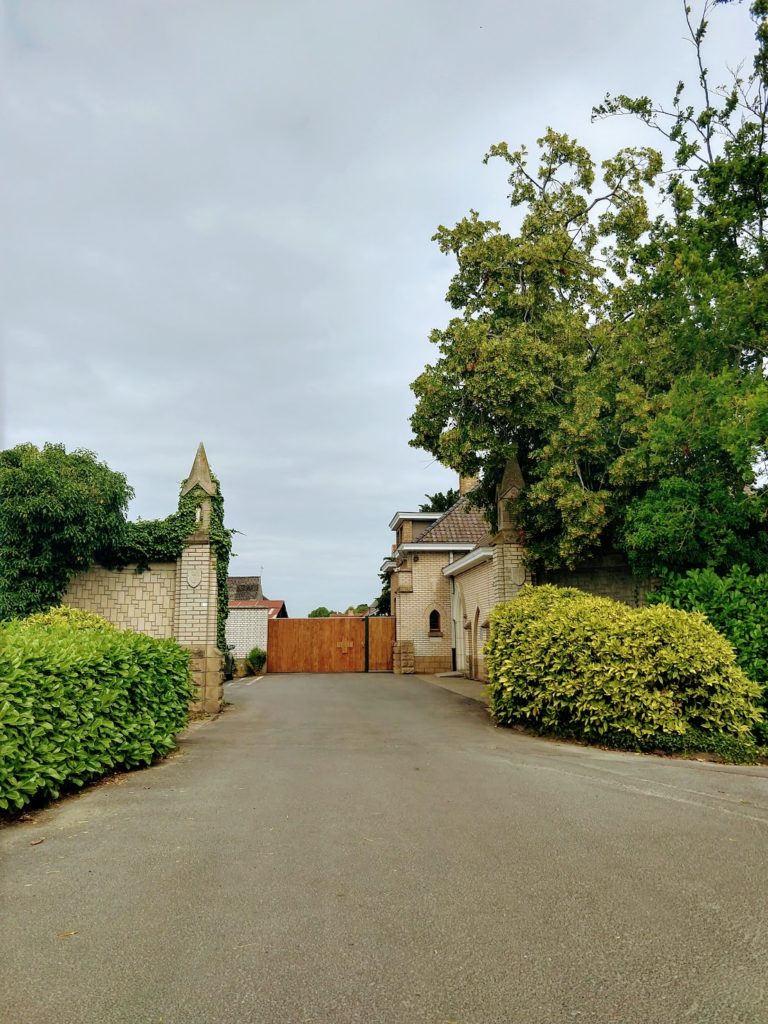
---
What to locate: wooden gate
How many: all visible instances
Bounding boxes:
[267,617,395,673]
[367,616,396,672]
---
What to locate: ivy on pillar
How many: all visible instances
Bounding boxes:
[175,443,224,715]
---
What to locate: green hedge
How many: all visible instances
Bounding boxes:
[648,566,768,745]
[0,609,193,811]
[486,586,763,763]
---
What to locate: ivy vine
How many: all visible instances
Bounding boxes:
[0,443,233,651]
[107,481,233,652]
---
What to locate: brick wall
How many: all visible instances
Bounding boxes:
[543,557,655,607]
[226,607,268,658]
[63,521,224,714]
[393,551,453,674]
[453,557,495,681]
[492,542,530,604]
[64,563,177,638]
[174,542,217,647]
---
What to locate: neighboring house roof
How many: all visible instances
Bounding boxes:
[227,576,263,602]
[229,598,288,619]
[415,497,490,546]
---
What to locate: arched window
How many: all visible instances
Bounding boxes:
[428,609,441,635]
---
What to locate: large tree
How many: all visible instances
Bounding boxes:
[0,444,133,619]
[410,0,768,576]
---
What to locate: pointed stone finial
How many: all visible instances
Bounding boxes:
[181,442,217,497]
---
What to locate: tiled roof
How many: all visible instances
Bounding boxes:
[416,497,490,546]
[227,576,263,601]
[229,598,287,619]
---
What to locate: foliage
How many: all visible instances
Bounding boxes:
[410,1,768,578]
[0,441,233,652]
[246,646,267,673]
[109,477,233,653]
[0,614,193,812]
[649,565,768,743]
[0,444,132,620]
[208,477,232,653]
[373,571,391,615]
[21,606,117,631]
[308,603,370,617]
[419,489,461,513]
[486,586,763,763]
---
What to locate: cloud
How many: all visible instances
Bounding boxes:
[2,0,757,613]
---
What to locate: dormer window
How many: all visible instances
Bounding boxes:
[428,609,442,636]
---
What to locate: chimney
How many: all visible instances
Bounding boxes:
[459,474,479,496]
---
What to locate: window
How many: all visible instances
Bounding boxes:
[428,609,442,636]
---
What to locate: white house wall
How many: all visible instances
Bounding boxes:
[226,607,269,658]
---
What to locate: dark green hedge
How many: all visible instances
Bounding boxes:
[649,566,768,745]
[486,586,764,764]
[0,609,193,811]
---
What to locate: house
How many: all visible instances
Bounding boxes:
[383,460,653,681]
[225,575,288,660]
[382,466,529,680]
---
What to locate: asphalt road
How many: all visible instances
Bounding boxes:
[2,673,768,1024]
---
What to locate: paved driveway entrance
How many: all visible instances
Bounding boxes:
[2,674,767,1024]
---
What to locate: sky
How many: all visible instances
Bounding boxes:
[2,0,757,615]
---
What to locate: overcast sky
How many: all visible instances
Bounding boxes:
[2,0,756,615]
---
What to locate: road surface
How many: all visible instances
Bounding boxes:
[2,673,767,1023]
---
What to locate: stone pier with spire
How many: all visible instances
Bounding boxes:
[173,443,224,714]
[63,444,225,715]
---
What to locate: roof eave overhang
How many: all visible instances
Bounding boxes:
[442,547,495,577]
[388,511,441,531]
[397,543,476,556]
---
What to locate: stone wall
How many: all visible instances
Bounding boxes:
[64,540,223,714]
[226,607,269,658]
[392,551,453,675]
[492,542,530,604]
[64,563,177,638]
[452,557,495,681]
[543,555,655,608]
[62,444,225,715]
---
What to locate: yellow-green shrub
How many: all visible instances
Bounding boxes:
[20,606,117,630]
[486,586,763,762]
[0,615,193,812]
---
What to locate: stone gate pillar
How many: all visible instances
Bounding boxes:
[174,444,224,715]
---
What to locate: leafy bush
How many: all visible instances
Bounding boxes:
[0,615,193,812]
[0,443,132,620]
[486,586,763,763]
[648,566,768,745]
[246,647,267,673]
[0,442,232,653]
[20,606,117,631]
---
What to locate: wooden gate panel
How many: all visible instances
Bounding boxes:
[367,617,395,672]
[267,618,365,673]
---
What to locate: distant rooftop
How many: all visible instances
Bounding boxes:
[227,576,263,602]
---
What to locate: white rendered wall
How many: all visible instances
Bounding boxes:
[226,608,269,658]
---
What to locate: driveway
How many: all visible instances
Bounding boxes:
[2,674,767,1024]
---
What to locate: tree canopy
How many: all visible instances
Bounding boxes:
[419,488,461,513]
[0,444,133,619]
[410,0,768,577]
[308,603,371,617]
